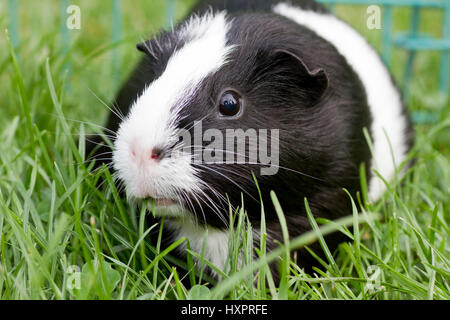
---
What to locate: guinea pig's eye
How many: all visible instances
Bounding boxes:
[218,90,242,117]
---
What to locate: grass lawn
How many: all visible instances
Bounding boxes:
[0,1,448,300]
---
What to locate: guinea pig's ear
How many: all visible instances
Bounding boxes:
[136,40,151,54]
[136,40,159,61]
[272,49,329,102]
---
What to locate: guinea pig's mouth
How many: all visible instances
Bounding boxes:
[142,197,187,219]
[145,197,176,208]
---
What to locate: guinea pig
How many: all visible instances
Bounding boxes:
[87,0,414,277]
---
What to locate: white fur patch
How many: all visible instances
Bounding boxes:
[273,3,410,201]
[113,12,234,201]
[166,218,230,274]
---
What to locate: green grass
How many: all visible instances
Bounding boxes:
[0,1,449,300]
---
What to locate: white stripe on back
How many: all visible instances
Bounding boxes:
[273,3,409,200]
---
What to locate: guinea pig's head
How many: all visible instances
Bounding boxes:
[113,11,329,227]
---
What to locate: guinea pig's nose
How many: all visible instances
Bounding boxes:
[130,141,163,165]
[150,147,164,160]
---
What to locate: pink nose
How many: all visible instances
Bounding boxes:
[150,147,163,160]
[130,142,162,165]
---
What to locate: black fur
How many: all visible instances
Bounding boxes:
[86,0,412,278]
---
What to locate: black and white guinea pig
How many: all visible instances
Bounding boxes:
[88,0,414,274]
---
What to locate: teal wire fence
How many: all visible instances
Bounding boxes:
[7,0,19,50]
[317,0,450,123]
[60,0,71,84]
[6,0,449,122]
[112,0,122,82]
